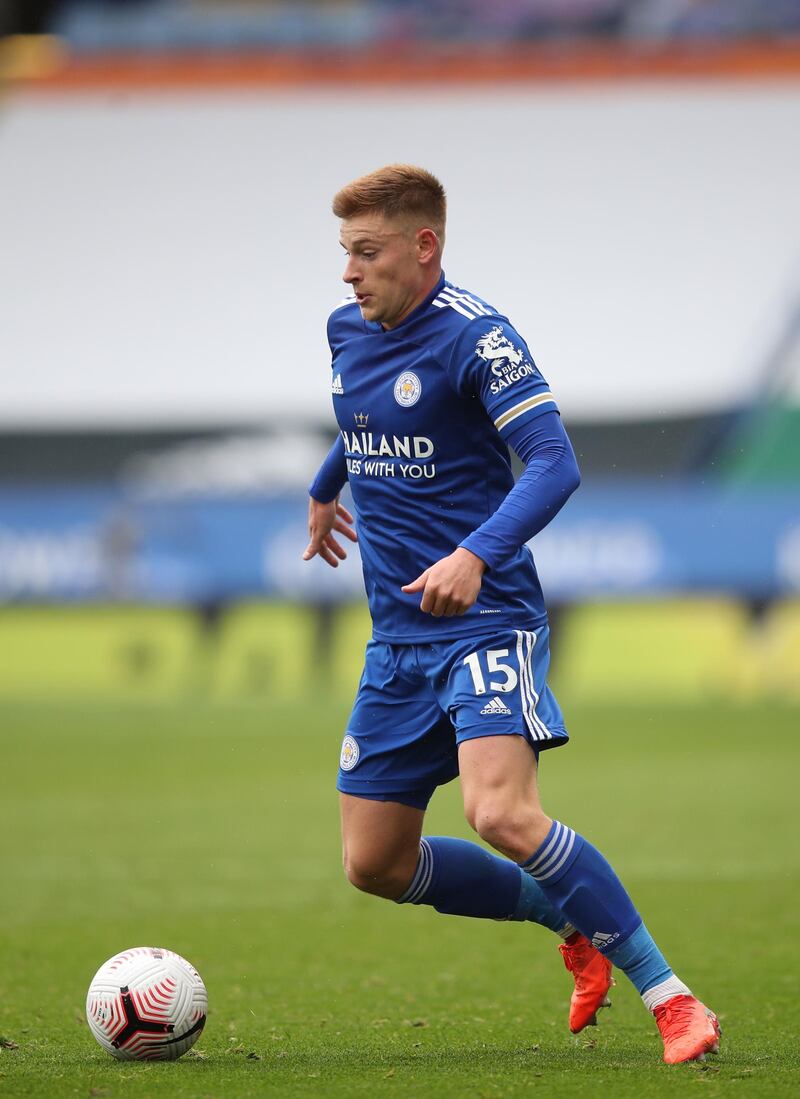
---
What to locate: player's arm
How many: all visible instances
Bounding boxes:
[401,413,579,614]
[403,318,579,616]
[459,409,580,569]
[454,318,580,569]
[303,436,357,569]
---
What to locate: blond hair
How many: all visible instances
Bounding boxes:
[332,164,446,244]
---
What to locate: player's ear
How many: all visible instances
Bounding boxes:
[416,227,439,265]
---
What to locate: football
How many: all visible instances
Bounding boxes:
[86,947,207,1061]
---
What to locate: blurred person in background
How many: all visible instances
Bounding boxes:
[303,164,721,1065]
[0,0,59,36]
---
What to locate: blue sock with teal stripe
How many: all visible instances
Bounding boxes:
[397,836,571,934]
[521,820,691,1005]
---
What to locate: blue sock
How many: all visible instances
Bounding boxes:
[605,922,671,994]
[513,870,573,933]
[521,821,693,1005]
[397,836,569,933]
[521,820,642,953]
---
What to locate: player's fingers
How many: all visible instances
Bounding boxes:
[420,585,442,616]
[401,569,431,594]
[317,544,340,568]
[305,533,341,567]
[304,530,331,554]
[336,504,355,525]
[446,595,470,616]
[431,591,468,617]
[438,594,459,617]
[325,534,348,560]
[332,519,358,543]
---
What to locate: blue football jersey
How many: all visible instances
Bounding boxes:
[328,273,559,643]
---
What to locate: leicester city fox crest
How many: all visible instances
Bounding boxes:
[394,371,422,407]
[340,734,360,771]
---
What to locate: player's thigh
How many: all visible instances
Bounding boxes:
[458,733,546,832]
[340,793,424,894]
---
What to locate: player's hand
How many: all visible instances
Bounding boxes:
[401,548,486,617]
[302,496,357,568]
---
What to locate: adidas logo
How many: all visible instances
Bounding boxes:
[480,696,512,716]
[331,373,344,395]
[591,930,620,951]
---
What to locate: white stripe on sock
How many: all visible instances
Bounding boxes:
[532,824,573,878]
[397,838,432,904]
[524,820,563,874]
[535,830,576,880]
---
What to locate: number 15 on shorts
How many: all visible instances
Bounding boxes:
[463,648,518,695]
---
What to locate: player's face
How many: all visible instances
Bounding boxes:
[339,212,432,330]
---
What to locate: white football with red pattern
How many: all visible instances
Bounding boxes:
[86,947,207,1061]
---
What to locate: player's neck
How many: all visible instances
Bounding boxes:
[382,269,443,331]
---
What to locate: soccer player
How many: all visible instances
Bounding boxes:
[303,164,720,1065]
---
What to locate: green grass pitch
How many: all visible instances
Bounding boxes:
[1,693,798,1098]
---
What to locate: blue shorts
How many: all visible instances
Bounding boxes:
[337,625,568,811]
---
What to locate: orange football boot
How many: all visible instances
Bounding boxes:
[653,995,720,1064]
[558,932,614,1033]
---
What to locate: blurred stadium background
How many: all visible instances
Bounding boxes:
[1,0,799,706]
[1,4,799,1095]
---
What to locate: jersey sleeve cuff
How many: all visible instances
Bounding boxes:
[458,533,503,573]
[308,472,346,503]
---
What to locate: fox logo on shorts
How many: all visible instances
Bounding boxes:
[340,734,360,771]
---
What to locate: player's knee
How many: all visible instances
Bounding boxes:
[466,798,544,862]
[342,852,413,901]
